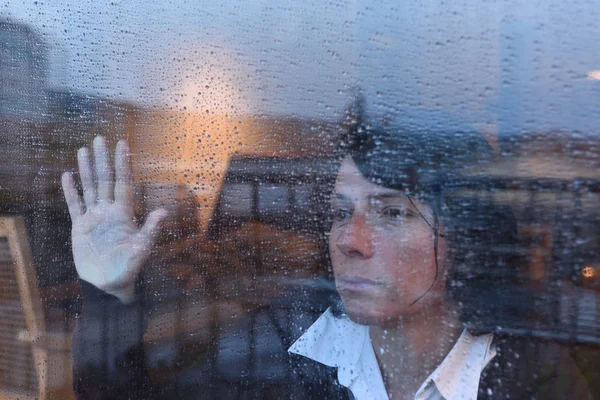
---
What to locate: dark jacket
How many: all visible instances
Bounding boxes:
[73,280,592,400]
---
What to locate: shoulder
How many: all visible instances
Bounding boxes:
[286,308,359,400]
[287,352,350,399]
[478,334,592,399]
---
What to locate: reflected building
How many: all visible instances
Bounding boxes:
[0,20,48,121]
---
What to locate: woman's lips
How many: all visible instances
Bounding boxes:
[337,276,384,292]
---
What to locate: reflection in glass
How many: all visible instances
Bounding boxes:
[221,183,253,216]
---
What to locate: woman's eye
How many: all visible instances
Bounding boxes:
[333,208,352,221]
[382,207,408,220]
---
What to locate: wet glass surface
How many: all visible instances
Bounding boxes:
[0,1,599,399]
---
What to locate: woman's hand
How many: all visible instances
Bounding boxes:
[62,136,167,303]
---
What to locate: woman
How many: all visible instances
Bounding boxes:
[289,121,501,399]
[63,112,591,399]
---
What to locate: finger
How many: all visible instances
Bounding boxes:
[137,208,168,244]
[61,172,84,219]
[114,140,134,207]
[77,147,97,208]
[93,136,115,202]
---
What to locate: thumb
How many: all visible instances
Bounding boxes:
[138,208,168,244]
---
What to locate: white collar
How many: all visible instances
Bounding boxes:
[289,308,496,400]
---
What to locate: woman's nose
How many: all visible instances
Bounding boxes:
[336,214,374,259]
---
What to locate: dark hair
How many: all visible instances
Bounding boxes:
[329,108,524,332]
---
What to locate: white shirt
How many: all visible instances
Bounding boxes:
[288,308,496,400]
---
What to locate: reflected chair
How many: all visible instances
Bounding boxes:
[0,217,75,400]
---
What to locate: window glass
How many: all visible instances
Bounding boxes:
[293,183,315,210]
[257,184,290,214]
[0,1,599,399]
[221,183,253,216]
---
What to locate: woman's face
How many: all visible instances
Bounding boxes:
[329,157,449,326]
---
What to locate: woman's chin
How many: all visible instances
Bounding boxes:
[343,300,399,326]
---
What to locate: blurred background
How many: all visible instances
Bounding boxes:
[0,0,599,398]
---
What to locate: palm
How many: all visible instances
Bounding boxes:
[62,137,166,302]
[72,203,147,292]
